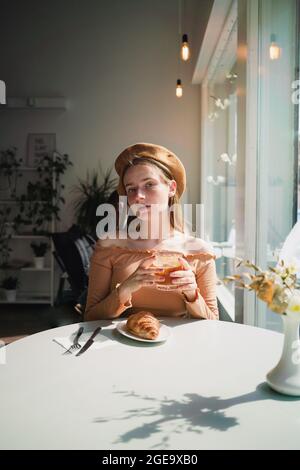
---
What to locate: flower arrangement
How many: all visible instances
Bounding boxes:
[224,258,300,316]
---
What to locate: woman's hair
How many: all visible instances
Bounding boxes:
[122,156,185,232]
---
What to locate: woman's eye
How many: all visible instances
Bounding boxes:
[146,182,154,188]
[127,188,136,194]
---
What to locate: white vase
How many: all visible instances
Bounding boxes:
[5,290,16,302]
[34,257,45,269]
[266,312,300,396]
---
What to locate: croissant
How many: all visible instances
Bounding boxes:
[126,311,160,340]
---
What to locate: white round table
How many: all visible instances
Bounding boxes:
[0,319,300,450]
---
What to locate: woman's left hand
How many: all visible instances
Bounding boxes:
[156,257,197,297]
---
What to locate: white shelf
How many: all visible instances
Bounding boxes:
[19,166,38,171]
[0,261,51,271]
[21,267,51,272]
[0,292,51,304]
[0,166,38,171]
[0,108,58,307]
[1,235,50,240]
[0,200,47,204]
[0,263,30,270]
[0,298,51,304]
[11,234,50,239]
[2,97,67,110]
[2,167,52,171]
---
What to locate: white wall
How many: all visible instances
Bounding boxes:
[0,0,212,229]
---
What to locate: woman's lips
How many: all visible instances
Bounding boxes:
[136,204,151,214]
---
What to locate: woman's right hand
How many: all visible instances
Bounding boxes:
[118,255,164,299]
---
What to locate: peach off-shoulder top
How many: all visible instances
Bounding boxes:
[84,235,219,321]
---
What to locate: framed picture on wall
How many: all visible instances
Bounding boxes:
[27,133,56,167]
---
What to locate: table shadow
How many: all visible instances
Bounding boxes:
[94,383,300,448]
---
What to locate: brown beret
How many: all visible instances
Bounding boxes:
[115,143,186,197]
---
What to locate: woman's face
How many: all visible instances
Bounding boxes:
[123,163,176,219]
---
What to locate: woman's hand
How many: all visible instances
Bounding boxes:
[119,255,164,299]
[156,256,198,299]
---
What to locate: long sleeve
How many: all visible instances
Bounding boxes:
[84,248,132,321]
[183,258,219,320]
[84,238,219,321]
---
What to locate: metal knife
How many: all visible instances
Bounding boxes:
[76,326,102,356]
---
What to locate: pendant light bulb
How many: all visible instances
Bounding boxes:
[176,79,183,98]
[181,34,190,61]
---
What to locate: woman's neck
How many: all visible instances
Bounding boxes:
[137,213,174,240]
[126,227,184,250]
[134,221,173,243]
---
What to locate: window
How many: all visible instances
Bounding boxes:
[195,0,298,327]
[244,0,299,331]
[197,0,238,318]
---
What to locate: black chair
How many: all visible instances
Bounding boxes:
[51,225,95,308]
[63,190,125,314]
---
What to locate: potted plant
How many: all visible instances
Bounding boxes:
[1,276,19,302]
[0,147,23,199]
[15,151,72,234]
[0,208,11,267]
[72,166,117,238]
[30,242,49,269]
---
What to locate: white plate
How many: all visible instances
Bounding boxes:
[116,320,171,343]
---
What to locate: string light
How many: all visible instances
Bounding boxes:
[175,1,191,97]
[179,1,191,62]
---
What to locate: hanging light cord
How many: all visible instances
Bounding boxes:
[177,0,182,78]
[178,0,182,37]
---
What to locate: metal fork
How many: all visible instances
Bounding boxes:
[63,326,84,355]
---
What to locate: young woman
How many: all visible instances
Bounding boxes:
[84,143,219,321]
